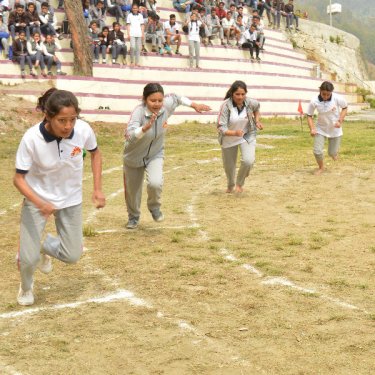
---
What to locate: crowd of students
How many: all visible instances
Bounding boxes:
[0,0,300,73]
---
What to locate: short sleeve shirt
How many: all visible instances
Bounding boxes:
[15,119,97,209]
[164,21,180,35]
[127,12,144,37]
[307,92,348,138]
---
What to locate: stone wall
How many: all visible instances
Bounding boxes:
[288,19,369,88]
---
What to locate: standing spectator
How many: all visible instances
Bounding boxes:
[205,7,224,45]
[90,0,106,30]
[307,81,348,175]
[123,83,211,229]
[88,20,100,63]
[82,0,92,26]
[126,3,144,67]
[252,15,265,49]
[12,30,34,77]
[109,21,127,64]
[284,0,299,31]
[14,88,105,306]
[42,33,66,75]
[0,13,10,57]
[271,0,282,29]
[185,11,203,69]
[164,14,181,55]
[8,4,30,40]
[27,31,47,76]
[217,80,263,193]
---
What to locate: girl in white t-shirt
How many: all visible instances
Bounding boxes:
[307,81,348,175]
[126,3,145,67]
[14,88,106,306]
[185,12,203,69]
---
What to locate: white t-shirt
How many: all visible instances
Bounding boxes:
[222,18,235,29]
[222,107,248,148]
[164,20,180,35]
[307,92,348,138]
[15,119,97,209]
[188,20,201,42]
[126,12,144,37]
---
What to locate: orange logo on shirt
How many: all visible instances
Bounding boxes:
[71,146,82,157]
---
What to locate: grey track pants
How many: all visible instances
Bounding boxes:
[18,200,83,291]
[130,36,142,64]
[221,140,256,189]
[124,157,164,220]
[188,40,200,67]
[313,134,342,162]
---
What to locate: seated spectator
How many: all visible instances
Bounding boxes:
[0,0,10,25]
[109,21,127,64]
[173,0,195,14]
[221,11,240,46]
[234,14,245,44]
[240,23,260,60]
[164,13,181,55]
[90,0,106,30]
[197,7,209,45]
[42,33,66,75]
[82,0,92,26]
[117,0,132,18]
[237,6,248,26]
[106,0,123,24]
[12,30,33,77]
[98,25,110,63]
[205,7,224,46]
[262,0,272,26]
[144,12,158,52]
[0,13,10,57]
[25,2,41,36]
[27,31,47,76]
[215,1,226,20]
[39,1,58,37]
[284,0,299,31]
[146,0,157,14]
[8,4,30,40]
[252,15,265,49]
[88,20,100,63]
[228,3,237,20]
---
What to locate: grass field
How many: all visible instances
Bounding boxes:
[0,108,374,374]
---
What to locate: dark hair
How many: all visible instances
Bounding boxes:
[169,14,176,18]
[15,4,24,9]
[41,2,49,7]
[142,83,164,101]
[224,80,247,100]
[102,26,109,32]
[37,89,81,118]
[113,21,120,27]
[319,81,334,92]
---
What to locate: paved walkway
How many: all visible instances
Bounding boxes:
[346,109,375,122]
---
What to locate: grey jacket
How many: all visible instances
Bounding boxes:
[124,94,191,168]
[217,97,260,145]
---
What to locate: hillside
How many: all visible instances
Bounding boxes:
[297,0,375,77]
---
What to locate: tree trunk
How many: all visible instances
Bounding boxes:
[64,0,93,76]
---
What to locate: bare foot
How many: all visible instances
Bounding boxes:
[130,63,135,68]
[332,154,338,161]
[234,185,243,193]
[314,168,324,175]
[226,187,234,193]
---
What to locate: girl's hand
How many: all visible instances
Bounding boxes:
[38,201,56,219]
[256,121,263,130]
[310,127,317,136]
[92,190,106,208]
[142,112,157,132]
[191,103,211,113]
[235,129,245,137]
[334,121,342,128]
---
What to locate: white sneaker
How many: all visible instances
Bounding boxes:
[38,254,53,274]
[17,284,34,306]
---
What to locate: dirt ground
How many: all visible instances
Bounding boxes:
[0,92,374,375]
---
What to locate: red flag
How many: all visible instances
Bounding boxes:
[297,100,304,115]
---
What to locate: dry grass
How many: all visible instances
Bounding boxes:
[0,108,374,374]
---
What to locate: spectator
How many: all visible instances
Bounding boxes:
[0,13,10,57]
[228,3,237,20]
[164,13,181,55]
[173,0,195,14]
[240,23,260,60]
[106,0,123,24]
[234,14,245,44]
[252,15,265,49]
[109,21,127,64]
[88,20,100,63]
[0,0,10,25]
[144,13,158,52]
[82,0,92,26]
[98,25,110,63]
[126,2,144,67]
[216,1,226,20]
[25,2,40,36]
[8,4,30,40]
[185,11,203,68]
[39,1,58,37]
[197,7,209,45]
[271,0,282,30]
[262,0,273,26]
[12,30,34,77]
[42,34,66,75]
[222,11,240,46]
[27,31,47,76]
[284,0,299,31]
[90,0,106,30]
[205,7,224,46]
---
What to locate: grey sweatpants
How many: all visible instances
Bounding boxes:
[130,36,142,64]
[221,140,256,189]
[124,157,164,220]
[18,200,83,292]
[188,40,200,67]
[313,134,342,162]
